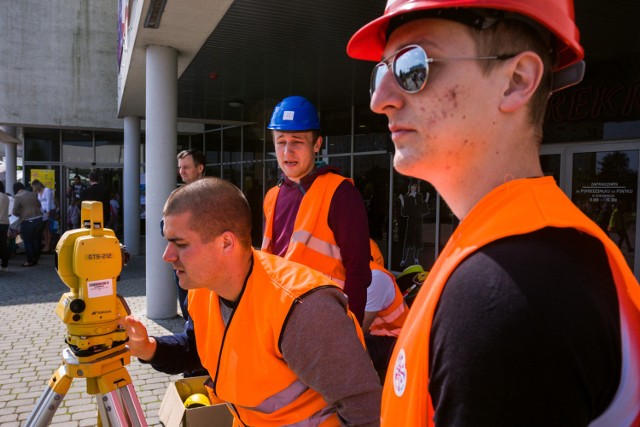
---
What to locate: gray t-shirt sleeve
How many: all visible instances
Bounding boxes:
[281,287,382,427]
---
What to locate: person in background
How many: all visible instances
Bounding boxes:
[12,182,43,267]
[174,148,206,321]
[364,239,408,382]
[49,195,61,249]
[398,180,429,268]
[108,192,121,236]
[67,197,81,230]
[80,172,110,224]
[125,177,381,426]
[31,179,55,253]
[261,96,372,324]
[177,148,206,185]
[67,174,86,203]
[608,201,634,252]
[348,0,640,425]
[0,182,10,272]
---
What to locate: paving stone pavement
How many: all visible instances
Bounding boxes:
[0,250,186,426]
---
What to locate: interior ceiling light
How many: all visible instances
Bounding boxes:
[144,0,167,29]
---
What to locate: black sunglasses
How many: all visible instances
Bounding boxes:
[371,44,516,97]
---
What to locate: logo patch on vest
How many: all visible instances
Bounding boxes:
[393,348,407,397]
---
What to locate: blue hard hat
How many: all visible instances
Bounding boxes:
[268,96,320,131]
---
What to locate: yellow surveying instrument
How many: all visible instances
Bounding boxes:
[25,201,147,426]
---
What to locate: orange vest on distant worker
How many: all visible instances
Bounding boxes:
[261,173,349,286]
[368,261,408,337]
[381,177,640,427]
[188,250,362,427]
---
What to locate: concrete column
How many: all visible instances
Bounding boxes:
[123,116,141,256]
[1,126,18,193]
[145,45,178,319]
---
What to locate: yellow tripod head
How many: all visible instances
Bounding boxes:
[55,201,130,358]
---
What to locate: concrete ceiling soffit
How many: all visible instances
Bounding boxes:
[119,0,234,118]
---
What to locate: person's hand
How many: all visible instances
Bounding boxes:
[124,315,157,361]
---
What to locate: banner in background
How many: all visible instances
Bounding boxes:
[30,169,56,190]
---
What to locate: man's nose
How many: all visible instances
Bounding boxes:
[163,243,176,262]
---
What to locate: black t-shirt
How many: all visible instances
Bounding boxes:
[429,227,621,426]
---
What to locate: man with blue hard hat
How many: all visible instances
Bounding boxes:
[261,96,372,325]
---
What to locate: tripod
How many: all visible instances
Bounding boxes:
[25,343,147,427]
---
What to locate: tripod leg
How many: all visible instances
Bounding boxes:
[97,389,130,426]
[97,385,148,427]
[24,365,73,427]
[120,384,148,427]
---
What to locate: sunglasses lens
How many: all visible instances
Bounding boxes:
[394,46,428,93]
[371,63,387,97]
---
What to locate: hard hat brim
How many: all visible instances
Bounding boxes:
[347,0,584,74]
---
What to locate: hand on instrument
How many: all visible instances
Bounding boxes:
[124,315,157,362]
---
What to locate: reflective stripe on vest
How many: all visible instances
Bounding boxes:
[262,173,350,284]
[368,261,408,337]
[381,177,640,426]
[236,379,336,427]
[189,250,349,426]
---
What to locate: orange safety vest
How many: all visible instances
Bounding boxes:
[188,249,362,427]
[262,173,350,286]
[368,261,408,337]
[381,177,640,426]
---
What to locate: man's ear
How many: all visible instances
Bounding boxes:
[499,51,544,113]
[314,136,323,154]
[220,231,235,252]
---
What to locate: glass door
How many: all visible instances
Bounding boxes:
[62,167,123,237]
[542,140,640,274]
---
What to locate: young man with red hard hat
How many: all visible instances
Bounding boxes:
[261,96,372,324]
[348,1,640,425]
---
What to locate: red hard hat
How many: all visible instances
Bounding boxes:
[347,0,584,74]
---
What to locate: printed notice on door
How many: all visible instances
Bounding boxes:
[575,182,634,204]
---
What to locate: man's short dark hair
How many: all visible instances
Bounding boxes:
[164,177,252,248]
[13,182,25,195]
[177,149,206,167]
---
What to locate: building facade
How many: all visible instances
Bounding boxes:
[2,0,639,318]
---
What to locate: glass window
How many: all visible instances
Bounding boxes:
[265,158,279,189]
[176,135,191,153]
[322,107,351,142]
[540,153,561,183]
[62,130,93,163]
[355,133,392,153]
[324,135,351,155]
[392,174,440,271]
[572,149,638,270]
[354,153,392,265]
[190,133,204,153]
[325,155,351,178]
[95,131,124,164]
[222,126,242,188]
[24,129,60,162]
[355,105,390,152]
[204,129,221,177]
